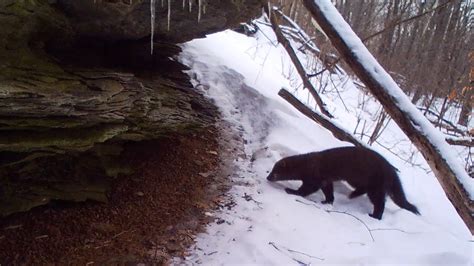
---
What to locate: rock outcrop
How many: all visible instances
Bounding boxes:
[56,0,263,43]
[0,0,263,215]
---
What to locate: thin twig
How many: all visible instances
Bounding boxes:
[205,251,218,256]
[374,140,428,171]
[295,198,374,242]
[112,230,133,239]
[243,193,263,209]
[325,210,375,242]
[295,198,321,208]
[307,58,341,78]
[370,228,420,235]
[329,74,349,112]
[284,246,325,261]
[268,241,324,263]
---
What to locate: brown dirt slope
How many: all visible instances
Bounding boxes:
[0,124,237,264]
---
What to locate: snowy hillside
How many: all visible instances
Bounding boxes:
[178,23,472,265]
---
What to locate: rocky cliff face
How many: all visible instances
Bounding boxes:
[56,0,263,42]
[0,0,263,215]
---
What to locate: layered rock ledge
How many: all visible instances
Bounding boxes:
[0,0,263,215]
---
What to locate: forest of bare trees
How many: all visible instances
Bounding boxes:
[273,0,473,127]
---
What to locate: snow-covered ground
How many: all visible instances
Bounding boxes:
[178,22,473,265]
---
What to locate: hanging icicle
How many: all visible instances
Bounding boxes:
[198,0,202,22]
[202,0,207,14]
[267,1,271,20]
[161,0,164,7]
[150,0,156,54]
[167,0,171,31]
[188,0,192,12]
[182,0,185,10]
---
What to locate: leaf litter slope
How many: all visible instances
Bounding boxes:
[0,128,238,264]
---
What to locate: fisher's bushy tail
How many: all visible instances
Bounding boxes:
[389,175,420,215]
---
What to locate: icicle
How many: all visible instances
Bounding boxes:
[167,0,171,31]
[150,0,156,54]
[161,0,164,7]
[203,0,206,14]
[268,1,271,20]
[182,0,185,10]
[188,0,192,12]
[198,0,202,22]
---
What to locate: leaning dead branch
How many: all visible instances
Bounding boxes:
[265,7,333,118]
[446,138,474,147]
[279,88,363,147]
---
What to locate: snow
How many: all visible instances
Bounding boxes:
[313,0,474,199]
[177,21,472,266]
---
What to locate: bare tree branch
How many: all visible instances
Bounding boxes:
[446,138,474,147]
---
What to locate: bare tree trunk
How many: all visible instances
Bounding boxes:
[411,87,423,104]
[437,96,450,128]
[458,87,473,127]
[404,1,425,61]
[423,88,440,115]
[302,0,474,234]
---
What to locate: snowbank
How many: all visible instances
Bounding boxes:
[178,26,472,265]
